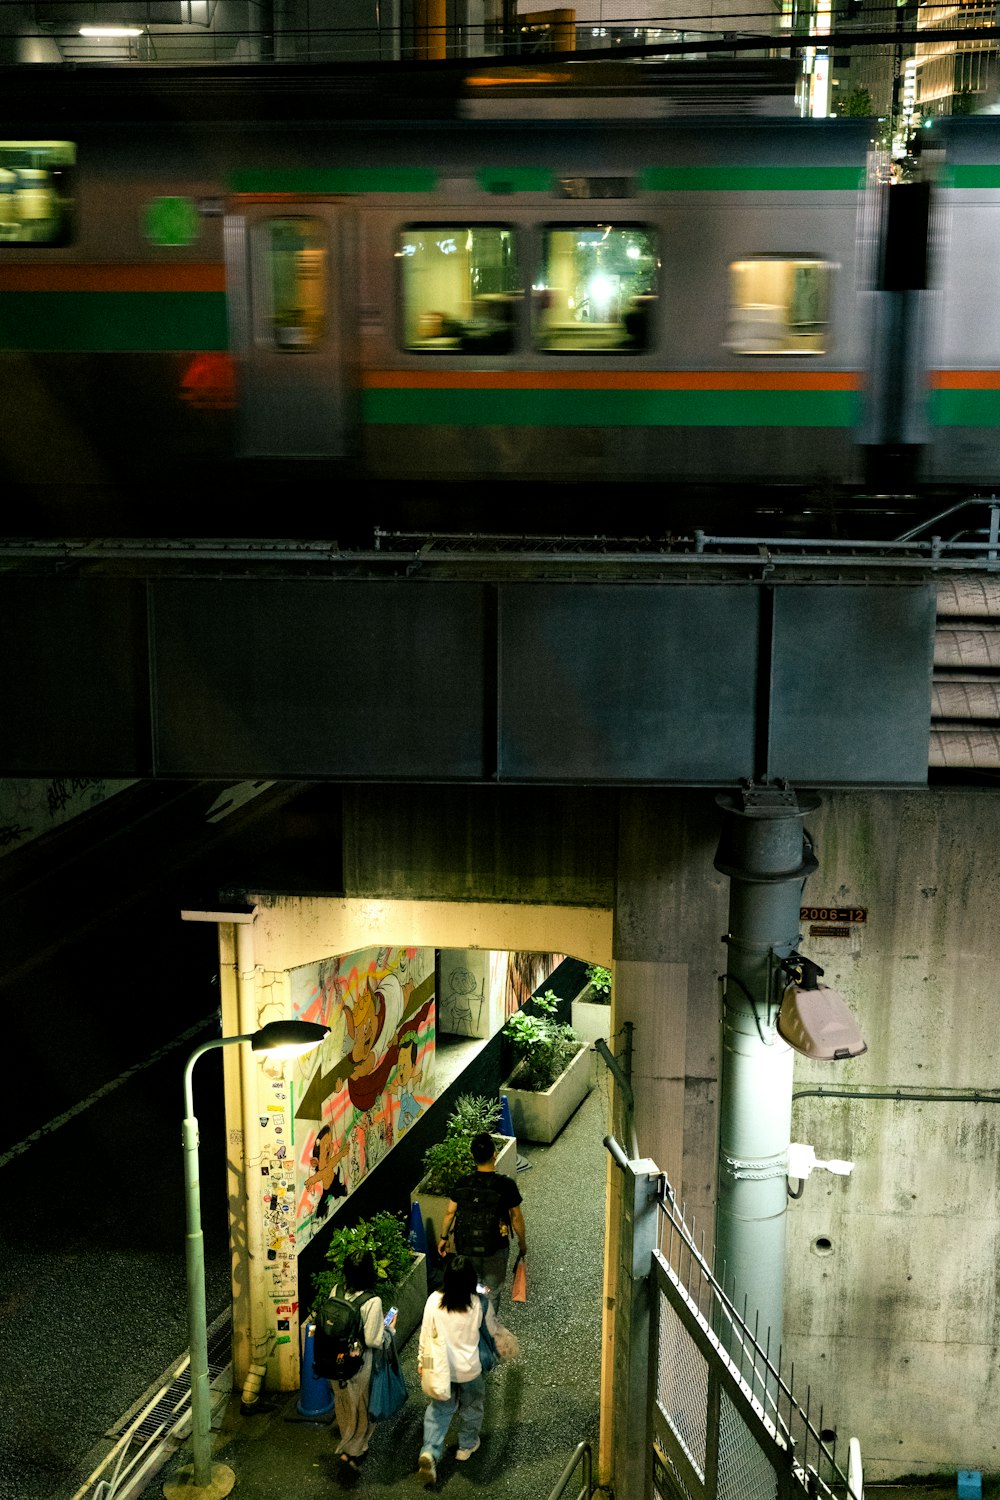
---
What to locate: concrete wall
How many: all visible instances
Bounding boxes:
[0,774,135,857]
[783,789,1000,1480]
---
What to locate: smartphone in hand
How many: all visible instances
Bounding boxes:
[384,1306,398,1327]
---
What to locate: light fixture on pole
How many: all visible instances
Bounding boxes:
[776,952,866,1062]
[163,1019,328,1499]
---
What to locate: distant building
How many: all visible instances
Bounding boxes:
[915,0,1000,117]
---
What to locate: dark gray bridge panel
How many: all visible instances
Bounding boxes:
[0,579,150,776]
[768,586,935,785]
[151,580,490,778]
[498,584,760,783]
[0,573,935,786]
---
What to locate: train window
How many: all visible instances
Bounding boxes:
[262,217,326,350]
[398,226,520,353]
[534,224,658,353]
[0,141,75,247]
[727,256,833,355]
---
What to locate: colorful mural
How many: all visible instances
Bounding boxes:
[290,945,436,1247]
[492,950,566,1019]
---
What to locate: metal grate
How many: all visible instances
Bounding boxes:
[107,1315,232,1441]
[717,1387,780,1500]
[656,1291,709,1475]
[650,1183,860,1500]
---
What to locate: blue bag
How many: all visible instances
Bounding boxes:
[478,1292,499,1374]
[368,1332,408,1419]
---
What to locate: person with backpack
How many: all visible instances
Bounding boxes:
[436,1132,526,1309]
[416,1254,500,1485]
[313,1248,394,1480]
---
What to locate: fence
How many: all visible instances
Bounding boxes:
[651,1182,862,1500]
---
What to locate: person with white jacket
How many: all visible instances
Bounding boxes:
[416,1255,499,1484]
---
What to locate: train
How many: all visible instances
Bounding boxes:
[0,58,997,540]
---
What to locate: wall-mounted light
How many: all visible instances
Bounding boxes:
[79,24,143,35]
[787,1141,855,1200]
[777,952,867,1061]
[788,1142,855,1180]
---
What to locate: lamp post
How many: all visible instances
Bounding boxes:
[164,1019,329,1499]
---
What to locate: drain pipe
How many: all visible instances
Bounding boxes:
[595,1023,639,1160]
[713,782,819,1351]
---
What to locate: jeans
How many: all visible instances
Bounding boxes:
[421,1374,485,1460]
[474,1243,510,1310]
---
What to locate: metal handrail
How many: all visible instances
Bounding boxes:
[656,1181,860,1500]
[547,1441,594,1500]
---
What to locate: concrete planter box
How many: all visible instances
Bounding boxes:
[571,989,611,1082]
[392,1251,428,1350]
[410,1134,517,1249]
[501,1043,593,1144]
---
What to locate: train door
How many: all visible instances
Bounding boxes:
[226,201,355,457]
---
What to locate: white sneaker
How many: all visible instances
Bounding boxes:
[456,1439,481,1461]
[418,1450,437,1484]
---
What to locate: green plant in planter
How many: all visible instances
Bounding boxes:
[420,1094,503,1196]
[585,964,612,1002]
[311,1209,415,1308]
[446,1093,501,1140]
[505,992,581,1093]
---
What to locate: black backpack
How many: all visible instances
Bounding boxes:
[313,1293,366,1384]
[454,1174,507,1258]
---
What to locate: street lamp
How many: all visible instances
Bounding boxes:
[164,1019,329,1498]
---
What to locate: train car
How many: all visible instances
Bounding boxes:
[0,61,902,537]
[922,114,1000,490]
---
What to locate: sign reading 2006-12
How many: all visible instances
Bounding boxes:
[800,906,867,924]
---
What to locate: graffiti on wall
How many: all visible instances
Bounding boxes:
[0,776,136,857]
[290,945,436,1247]
[493,950,566,1019]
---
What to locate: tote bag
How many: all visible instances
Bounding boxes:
[420,1310,452,1402]
[369,1333,408,1419]
[477,1293,499,1374]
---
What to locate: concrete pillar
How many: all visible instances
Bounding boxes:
[713,783,819,1351]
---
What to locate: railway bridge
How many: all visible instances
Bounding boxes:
[3,522,999,1492]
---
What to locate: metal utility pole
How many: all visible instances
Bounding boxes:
[713,782,819,1352]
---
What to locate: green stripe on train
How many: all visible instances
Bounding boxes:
[363,387,858,427]
[930,389,1000,426]
[0,292,228,351]
[943,166,1000,189]
[475,167,555,194]
[639,166,866,192]
[229,168,438,193]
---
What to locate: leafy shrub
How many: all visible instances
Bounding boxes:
[446,1093,501,1140]
[585,964,612,1002]
[504,990,581,1092]
[421,1133,477,1197]
[312,1209,415,1307]
[420,1093,505,1197]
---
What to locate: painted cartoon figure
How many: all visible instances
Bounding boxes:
[363,1111,389,1170]
[388,1031,423,1134]
[343,974,404,1112]
[304,1124,348,1224]
[294,950,436,1234]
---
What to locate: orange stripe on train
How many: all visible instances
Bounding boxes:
[363,370,859,392]
[931,370,1000,389]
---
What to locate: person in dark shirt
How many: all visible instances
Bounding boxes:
[437,1132,526,1309]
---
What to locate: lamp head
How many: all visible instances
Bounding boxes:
[777,981,867,1061]
[251,1020,329,1059]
